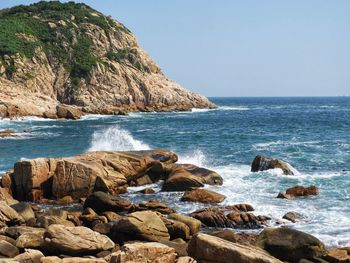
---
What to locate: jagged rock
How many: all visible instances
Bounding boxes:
[168,213,201,235]
[251,155,295,175]
[181,188,226,204]
[83,191,132,214]
[9,150,177,201]
[56,104,83,120]
[0,240,19,257]
[0,2,215,119]
[190,204,266,229]
[188,233,283,263]
[112,211,170,242]
[0,174,16,201]
[134,200,176,214]
[44,224,115,255]
[282,212,302,223]
[10,202,35,221]
[14,249,44,263]
[162,164,223,191]
[0,201,24,226]
[110,242,177,263]
[255,227,326,262]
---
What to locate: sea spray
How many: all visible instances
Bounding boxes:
[88,124,150,151]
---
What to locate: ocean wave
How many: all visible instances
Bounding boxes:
[191,108,212,113]
[88,124,150,151]
[219,106,250,111]
[177,149,208,167]
[80,114,112,120]
[253,140,321,149]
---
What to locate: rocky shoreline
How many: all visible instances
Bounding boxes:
[0,150,347,263]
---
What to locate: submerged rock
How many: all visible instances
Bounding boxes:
[0,129,16,138]
[188,233,283,263]
[251,155,295,175]
[255,227,326,262]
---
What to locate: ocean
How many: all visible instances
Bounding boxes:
[1,97,349,247]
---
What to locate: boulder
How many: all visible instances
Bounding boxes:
[0,201,24,226]
[190,204,266,229]
[209,229,258,245]
[5,226,45,239]
[41,257,107,263]
[168,213,201,235]
[0,187,17,205]
[0,129,16,138]
[286,185,319,197]
[112,211,170,242]
[282,212,302,223]
[0,234,16,245]
[44,224,115,255]
[162,217,191,240]
[255,227,326,262]
[10,202,35,221]
[83,191,132,214]
[138,188,156,194]
[160,239,188,257]
[181,189,226,204]
[324,248,350,262]
[134,200,176,214]
[251,155,295,175]
[0,240,19,257]
[177,257,197,263]
[14,249,44,263]
[101,211,122,222]
[36,215,75,228]
[188,233,282,263]
[10,150,178,201]
[110,242,177,263]
[15,230,45,249]
[56,104,83,120]
[162,164,223,191]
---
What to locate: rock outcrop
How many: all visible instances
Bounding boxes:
[188,233,283,263]
[277,185,319,199]
[0,2,215,119]
[251,155,295,175]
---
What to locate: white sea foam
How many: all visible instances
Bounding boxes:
[88,124,150,151]
[191,108,212,113]
[177,149,207,167]
[80,114,111,120]
[219,106,250,111]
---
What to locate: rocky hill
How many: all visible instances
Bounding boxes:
[0,1,215,118]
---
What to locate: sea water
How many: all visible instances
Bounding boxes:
[1,97,349,247]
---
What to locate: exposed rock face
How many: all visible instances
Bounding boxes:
[44,224,115,255]
[255,227,326,262]
[110,242,177,263]
[0,2,215,119]
[0,201,24,226]
[181,188,226,204]
[112,211,170,242]
[188,233,283,263]
[9,150,178,201]
[251,155,295,175]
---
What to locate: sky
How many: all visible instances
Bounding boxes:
[1,0,350,97]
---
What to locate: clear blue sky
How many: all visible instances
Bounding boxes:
[1,0,350,97]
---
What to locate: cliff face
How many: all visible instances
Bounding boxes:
[0,1,215,118]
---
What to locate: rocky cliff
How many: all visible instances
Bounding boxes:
[0,1,215,118]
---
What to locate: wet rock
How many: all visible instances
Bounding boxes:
[255,227,326,262]
[286,185,319,197]
[134,200,176,214]
[10,202,35,221]
[0,129,16,138]
[188,233,283,263]
[44,224,115,255]
[251,155,295,175]
[83,191,132,214]
[190,204,265,229]
[112,211,170,242]
[181,188,226,204]
[276,192,292,199]
[168,213,201,235]
[137,188,156,194]
[162,164,223,191]
[162,217,191,240]
[110,242,176,263]
[14,249,44,263]
[57,195,74,205]
[283,212,302,223]
[56,104,83,120]
[0,201,24,226]
[0,240,19,257]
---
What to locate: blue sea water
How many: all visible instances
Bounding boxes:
[1,97,350,247]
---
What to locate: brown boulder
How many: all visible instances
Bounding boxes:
[181,188,226,204]
[0,187,17,205]
[251,155,295,175]
[0,129,16,138]
[36,215,75,228]
[286,185,319,197]
[0,201,24,226]
[41,257,106,263]
[209,229,258,246]
[14,249,44,263]
[0,240,19,257]
[177,257,197,263]
[188,233,283,263]
[56,104,83,120]
[5,226,45,239]
[282,212,302,223]
[324,249,350,262]
[110,242,177,263]
[15,230,45,249]
[112,211,170,242]
[162,164,223,191]
[162,217,191,240]
[134,200,176,214]
[44,224,115,255]
[168,213,202,235]
[11,202,35,221]
[83,191,132,214]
